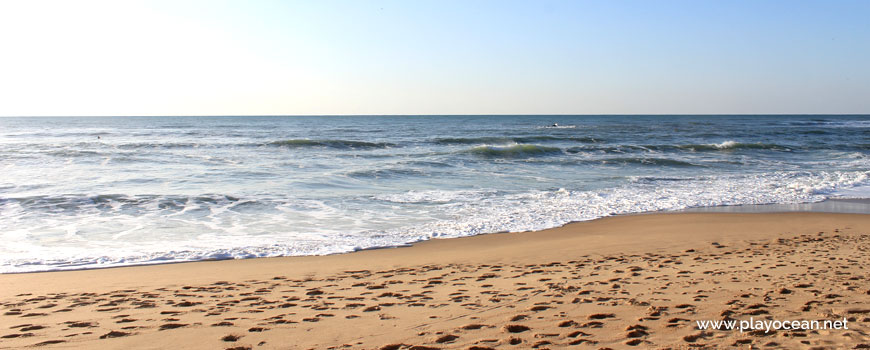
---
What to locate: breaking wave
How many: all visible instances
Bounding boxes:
[267,139,396,149]
[435,136,599,144]
[466,144,563,158]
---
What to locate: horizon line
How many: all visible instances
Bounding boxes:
[2,113,869,118]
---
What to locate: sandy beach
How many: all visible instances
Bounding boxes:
[1,212,869,349]
[3,0,869,348]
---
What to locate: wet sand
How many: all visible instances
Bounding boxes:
[1,212,869,349]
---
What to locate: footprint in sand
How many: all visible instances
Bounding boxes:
[624,338,644,346]
[66,321,97,328]
[221,334,242,342]
[158,323,187,330]
[579,321,604,328]
[434,334,458,343]
[557,320,576,327]
[2,333,35,339]
[565,330,591,338]
[587,313,615,320]
[626,328,648,338]
[509,314,528,321]
[460,324,488,330]
[99,331,130,339]
[503,325,530,333]
[683,330,713,342]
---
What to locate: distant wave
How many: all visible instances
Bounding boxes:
[797,130,830,135]
[826,120,870,128]
[267,139,396,149]
[435,136,599,145]
[4,131,113,138]
[116,142,205,149]
[790,120,870,128]
[399,160,456,168]
[638,141,791,152]
[566,145,651,154]
[346,168,428,179]
[1,194,250,213]
[677,141,791,151]
[60,140,397,150]
[45,149,103,157]
[566,141,792,154]
[466,144,562,158]
[594,157,700,167]
[535,125,577,129]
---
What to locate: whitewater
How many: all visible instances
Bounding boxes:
[1,115,868,272]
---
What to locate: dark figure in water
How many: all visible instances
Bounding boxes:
[551,123,558,127]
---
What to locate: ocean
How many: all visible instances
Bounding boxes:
[1,115,869,273]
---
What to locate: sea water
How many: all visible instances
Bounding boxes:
[1,115,868,272]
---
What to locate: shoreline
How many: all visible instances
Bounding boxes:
[1,208,868,280]
[5,197,870,275]
[1,212,869,349]
[674,197,870,214]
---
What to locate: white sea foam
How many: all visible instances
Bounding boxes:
[712,140,739,149]
[831,184,870,198]
[819,120,870,128]
[373,189,497,204]
[1,170,867,273]
[2,115,868,273]
[536,125,577,129]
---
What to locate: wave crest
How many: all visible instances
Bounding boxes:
[596,157,700,167]
[567,141,792,154]
[267,139,396,149]
[466,144,562,158]
[435,136,599,145]
[678,141,790,151]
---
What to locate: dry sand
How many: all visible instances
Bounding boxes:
[1,212,869,349]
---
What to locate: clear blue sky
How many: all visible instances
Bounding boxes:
[1,0,868,115]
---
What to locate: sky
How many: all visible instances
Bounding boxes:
[0,0,868,116]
